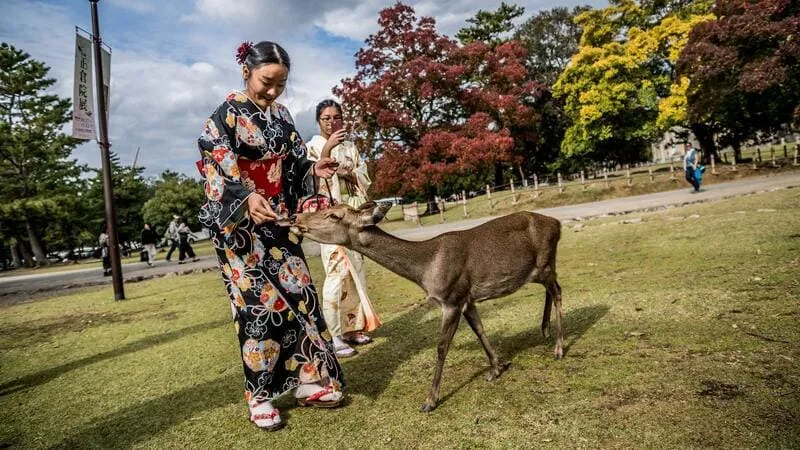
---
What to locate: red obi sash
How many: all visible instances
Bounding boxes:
[237,158,282,198]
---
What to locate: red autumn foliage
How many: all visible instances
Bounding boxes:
[334,2,547,197]
[678,0,800,158]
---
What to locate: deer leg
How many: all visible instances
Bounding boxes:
[541,288,553,338]
[463,302,510,381]
[420,305,461,413]
[546,280,564,360]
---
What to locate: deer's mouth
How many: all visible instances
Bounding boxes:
[289,224,307,235]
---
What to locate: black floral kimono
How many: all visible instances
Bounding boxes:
[197,91,344,407]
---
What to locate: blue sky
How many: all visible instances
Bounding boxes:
[1,0,605,178]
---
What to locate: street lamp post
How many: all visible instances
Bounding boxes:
[89,0,124,300]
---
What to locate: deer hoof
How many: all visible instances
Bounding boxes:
[420,401,437,413]
[553,347,564,360]
[541,324,551,338]
[485,361,511,381]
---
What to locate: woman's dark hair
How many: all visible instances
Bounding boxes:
[237,41,291,71]
[315,99,342,121]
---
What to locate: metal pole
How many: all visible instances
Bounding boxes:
[90,0,124,300]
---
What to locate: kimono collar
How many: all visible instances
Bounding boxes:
[229,90,279,122]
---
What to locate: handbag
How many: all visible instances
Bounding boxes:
[296,175,336,214]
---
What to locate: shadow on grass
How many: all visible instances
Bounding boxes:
[0,319,229,397]
[51,372,241,449]
[48,306,438,448]
[339,303,438,399]
[438,305,609,406]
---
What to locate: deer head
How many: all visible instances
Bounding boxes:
[290,201,392,246]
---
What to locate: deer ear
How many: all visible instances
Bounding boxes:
[355,201,391,228]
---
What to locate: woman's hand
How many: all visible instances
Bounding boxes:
[314,157,339,179]
[247,193,278,225]
[321,129,347,158]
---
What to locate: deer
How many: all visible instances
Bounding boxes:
[289,201,563,412]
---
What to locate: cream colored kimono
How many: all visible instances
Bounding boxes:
[306,135,381,337]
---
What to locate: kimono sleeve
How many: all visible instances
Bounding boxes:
[349,143,372,196]
[278,106,315,212]
[197,103,253,230]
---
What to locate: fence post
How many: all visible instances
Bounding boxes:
[731,151,737,172]
[648,166,654,182]
[533,173,540,198]
[757,146,762,163]
[522,176,528,188]
[669,162,675,180]
[557,172,564,193]
[486,185,493,210]
[752,152,758,170]
[723,151,728,164]
[510,178,518,204]
[462,190,469,217]
[626,164,632,186]
[438,199,446,223]
[604,170,609,188]
[771,146,777,167]
[783,138,788,159]
[581,170,586,190]
[794,144,799,166]
[710,153,717,174]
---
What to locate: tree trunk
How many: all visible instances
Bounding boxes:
[690,122,718,164]
[25,219,49,266]
[732,140,742,163]
[19,239,34,268]
[10,238,23,269]
[494,162,504,187]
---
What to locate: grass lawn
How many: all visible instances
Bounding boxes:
[1,188,798,448]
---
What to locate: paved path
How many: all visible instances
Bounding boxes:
[2,171,798,299]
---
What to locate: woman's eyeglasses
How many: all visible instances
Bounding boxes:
[319,116,342,122]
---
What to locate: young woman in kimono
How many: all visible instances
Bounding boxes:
[197,41,344,431]
[305,100,382,358]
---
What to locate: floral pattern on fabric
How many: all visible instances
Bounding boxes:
[198,92,344,406]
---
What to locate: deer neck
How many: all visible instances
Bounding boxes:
[350,227,436,285]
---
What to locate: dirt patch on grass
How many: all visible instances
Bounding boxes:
[697,380,745,399]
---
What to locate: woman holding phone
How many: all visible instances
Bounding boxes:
[197,42,344,431]
[306,99,382,359]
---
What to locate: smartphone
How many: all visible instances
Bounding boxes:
[331,119,344,133]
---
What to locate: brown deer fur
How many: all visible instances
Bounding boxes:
[291,201,563,412]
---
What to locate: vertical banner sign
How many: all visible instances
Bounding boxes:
[72,32,95,140]
[100,46,111,119]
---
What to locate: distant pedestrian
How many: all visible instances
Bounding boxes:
[164,215,180,261]
[177,217,199,264]
[98,224,111,276]
[141,223,157,266]
[683,143,703,192]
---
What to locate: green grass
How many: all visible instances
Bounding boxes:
[1,189,799,448]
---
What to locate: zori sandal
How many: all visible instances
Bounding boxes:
[296,385,345,408]
[250,405,283,431]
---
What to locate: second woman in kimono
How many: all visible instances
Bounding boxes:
[306,100,382,359]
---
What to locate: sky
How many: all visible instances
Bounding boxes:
[0,0,605,178]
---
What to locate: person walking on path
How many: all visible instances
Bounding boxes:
[197,41,344,430]
[141,223,158,266]
[164,215,180,261]
[684,143,703,192]
[176,217,199,264]
[306,99,381,358]
[98,224,111,276]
